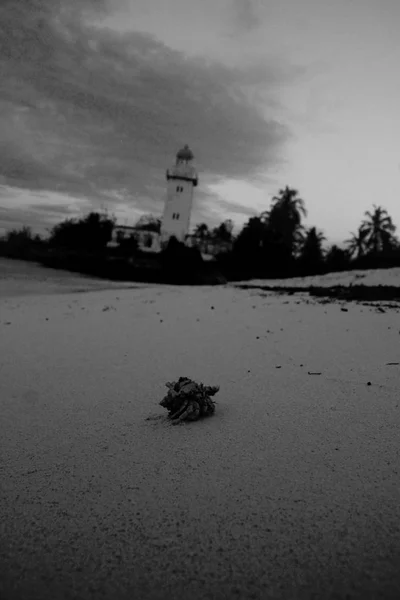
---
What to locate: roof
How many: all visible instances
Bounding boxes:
[176,144,194,161]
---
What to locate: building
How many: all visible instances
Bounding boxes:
[109,225,161,253]
[160,144,198,247]
[110,145,229,259]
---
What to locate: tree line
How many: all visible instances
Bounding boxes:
[1,186,399,282]
[208,187,400,279]
[188,186,400,279]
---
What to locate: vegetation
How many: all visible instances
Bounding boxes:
[297,227,326,276]
[1,189,400,285]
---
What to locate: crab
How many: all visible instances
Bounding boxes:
[159,377,219,424]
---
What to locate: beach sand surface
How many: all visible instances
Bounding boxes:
[0,258,146,299]
[235,266,400,289]
[1,259,400,599]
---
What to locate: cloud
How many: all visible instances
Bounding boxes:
[0,0,294,232]
[0,184,92,235]
[0,205,60,236]
[230,0,261,35]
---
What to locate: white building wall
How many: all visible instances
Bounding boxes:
[110,147,198,252]
[109,226,161,252]
[160,178,195,244]
[160,154,198,246]
[109,225,137,246]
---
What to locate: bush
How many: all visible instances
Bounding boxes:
[0,227,47,260]
[48,212,115,252]
[160,237,203,283]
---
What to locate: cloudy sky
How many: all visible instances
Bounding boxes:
[1,0,400,244]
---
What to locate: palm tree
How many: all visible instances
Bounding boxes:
[298,226,326,273]
[303,226,326,248]
[360,205,396,255]
[292,225,308,259]
[237,216,267,248]
[231,216,267,269]
[269,186,307,224]
[344,226,369,260]
[324,244,351,272]
[381,229,399,253]
[262,186,308,265]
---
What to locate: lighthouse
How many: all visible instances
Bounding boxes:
[160,144,198,247]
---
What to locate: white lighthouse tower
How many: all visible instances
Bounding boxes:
[160,144,198,247]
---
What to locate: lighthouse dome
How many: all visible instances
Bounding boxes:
[176,144,194,161]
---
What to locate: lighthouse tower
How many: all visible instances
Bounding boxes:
[160,144,198,247]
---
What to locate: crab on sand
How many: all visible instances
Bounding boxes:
[159,377,219,424]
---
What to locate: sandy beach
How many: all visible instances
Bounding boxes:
[1,258,400,599]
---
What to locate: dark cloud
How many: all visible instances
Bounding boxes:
[24,203,78,215]
[0,205,58,236]
[0,0,293,232]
